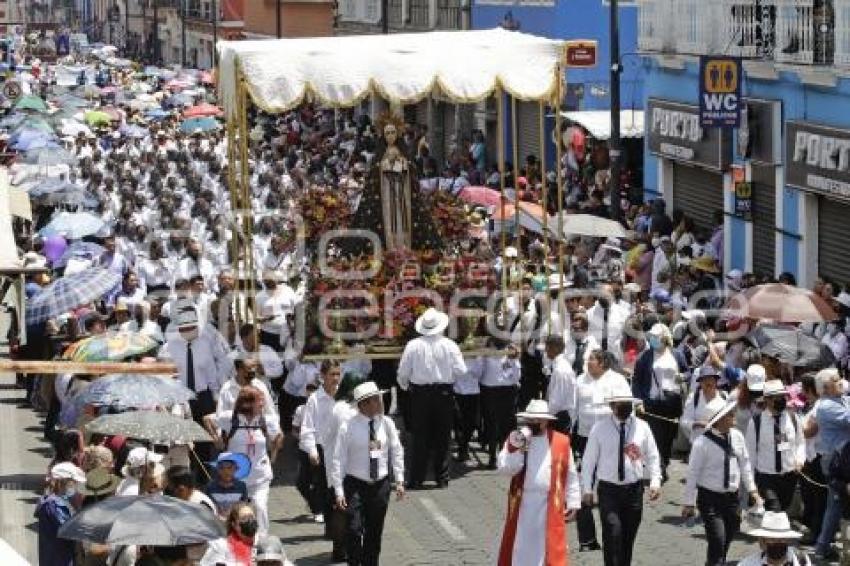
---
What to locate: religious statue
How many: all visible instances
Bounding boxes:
[379,118,413,250]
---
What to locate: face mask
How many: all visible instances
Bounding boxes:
[648,336,662,350]
[62,485,77,499]
[180,328,199,342]
[772,397,787,413]
[238,518,258,538]
[598,298,610,309]
[614,403,633,420]
[651,237,660,249]
[764,543,788,561]
[528,423,543,435]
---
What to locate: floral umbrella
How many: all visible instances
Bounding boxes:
[63,331,161,362]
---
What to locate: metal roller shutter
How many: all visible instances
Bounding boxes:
[818,198,850,287]
[443,103,456,161]
[416,100,429,130]
[672,164,725,234]
[516,100,541,169]
[751,165,776,278]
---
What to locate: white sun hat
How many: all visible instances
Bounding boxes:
[748,511,802,539]
[415,308,450,336]
[516,399,557,421]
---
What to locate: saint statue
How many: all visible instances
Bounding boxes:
[379,120,412,250]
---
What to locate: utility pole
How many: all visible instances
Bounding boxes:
[608,0,622,221]
[153,0,159,65]
[276,0,281,38]
[125,0,130,54]
[211,0,217,66]
[381,0,388,33]
[181,0,186,67]
[142,0,147,62]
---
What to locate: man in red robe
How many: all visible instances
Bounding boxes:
[496,399,581,566]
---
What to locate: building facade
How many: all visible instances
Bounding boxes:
[242,0,334,39]
[640,0,850,288]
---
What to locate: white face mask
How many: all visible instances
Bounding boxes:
[651,237,661,249]
[179,327,199,342]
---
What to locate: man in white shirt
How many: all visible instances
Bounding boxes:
[745,380,805,513]
[544,334,577,435]
[217,357,277,421]
[737,511,809,566]
[299,362,342,525]
[480,342,521,469]
[495,399,581,566]
[175,237,218,293]
[397,308,466,489]
[331,382,404,566]
[683,397,762,566]
[453,356,484,463]
[582,383,662,566]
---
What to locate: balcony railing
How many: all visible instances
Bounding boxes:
[437,0,463,29]
[409,0,431,28]
[388,0,402,26]
[639,0,843,66]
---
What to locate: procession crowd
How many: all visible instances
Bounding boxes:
[5,32,850,566]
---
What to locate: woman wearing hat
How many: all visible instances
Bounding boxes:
[35,462,87,566]
[331,381,405,566]
[683,396,763,566]
[737,511,811,566]
[680,364,728,442]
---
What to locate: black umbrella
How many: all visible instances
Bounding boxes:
[58,495,224,546]
[745,324,836,369]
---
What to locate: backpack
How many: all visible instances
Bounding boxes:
[222,412,269,451]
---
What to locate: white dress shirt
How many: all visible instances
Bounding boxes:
[480,355,521,388]
[575,370,631,438]
[454,357,484,395]
[299,388,337,460]
[237,344,284,382]
[397,334,466,389]
[175,256,218,293]
[138,257,174,292]
[546,353,577,422]
[744,410,806,474]
[331,413,405,498]
[680,388,727,441]
[163,329,233,396]
[581,415,662,493]
[284,361,320,398]
[683,427,756,505]
[323,401,358,485]
[217,378,277,420]
[649,350,680,400]
[216,411,281,487]
[565,334,600,376]
[497,434,581,509]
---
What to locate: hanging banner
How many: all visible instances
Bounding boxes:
[699,56,742,128]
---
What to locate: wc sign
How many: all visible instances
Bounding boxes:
[699,56,742,128]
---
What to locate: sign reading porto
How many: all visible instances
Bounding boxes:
[699,56,742,128]
[565,40,598,68]
[786,121,850,201]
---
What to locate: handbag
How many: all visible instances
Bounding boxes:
[651,368,683,417]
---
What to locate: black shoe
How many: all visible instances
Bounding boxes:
[486,459,498,470]
[406,481,422,491]
[457,450,470,462]
[579,542,601,552]
[437,480,449,488]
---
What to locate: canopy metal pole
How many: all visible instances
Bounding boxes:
[226,65,242,331]
[236,73,257,350]
[497,86,507,323]
[511,95,523,342]
[539,99,549,338]
[554,62,565,322]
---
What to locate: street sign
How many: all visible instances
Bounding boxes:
[565,40,598,68]
[2,80,21,101]
[699,56,742,127]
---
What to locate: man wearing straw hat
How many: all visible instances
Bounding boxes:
[397,307,466,489]
[683,395,762,566]
[331,381,404,566]
[738,511,811,566]
[581,382,662,566]
[495,399,581,566]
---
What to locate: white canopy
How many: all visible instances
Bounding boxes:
[562,110,644,140]
[217,29,565,118]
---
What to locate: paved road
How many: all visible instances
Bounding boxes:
[0,374,827,565]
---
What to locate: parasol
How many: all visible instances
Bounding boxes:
[457,185,508,208]
[552,212,628,239]
[725,284,838,323]
[58,495,224,546]
[179,117,219,134]
[85,411,214,444]
[84,110,112,126]
[26,268,121,325]
[183,102,222,118]
[39,211,106,239]
[63,332,161,362]
[14,94,48,113]
[745,324,836,369]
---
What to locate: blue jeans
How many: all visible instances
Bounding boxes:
[816,454,842,555]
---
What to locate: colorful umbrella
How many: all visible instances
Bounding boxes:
[725,284,838,323]
[144,108,170,120]
[14,94,48,113]
[26,268,121,325]
[84,110,112,126]
[54,241,104,268]
[179,117,219,134]
[63,332,161,362]
[458,185,508,208]
[39,211,106,239]
[551,213,628,238]
[58,495,224,546]
[85,411,214,444]
[183,102,222,118]
[118,123,148,139]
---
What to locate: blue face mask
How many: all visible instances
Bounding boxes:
[648,336,662,350]
[62,486,77,500]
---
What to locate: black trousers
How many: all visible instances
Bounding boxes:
[801,456,828,541]
[189,389,217,479]
[573,434,599,545]
[295,449,316,512]
[696,487,740,566]
[518,351,544,409]
[755,471,798,512]
[309,447,332,520]
[598,480,644,566]
[343,476,391,566]
[453,393,480,457]
[409,383,454,485]
[279,391,306,435]
[480,385,517,458]
[644,398,682,472]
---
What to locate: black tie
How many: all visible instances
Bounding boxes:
[723,433,731,489]
[186,341,195,391]
[573,341,586,375]
[618,422,626,482]
[774,416,782,473]
[369,419,379,480]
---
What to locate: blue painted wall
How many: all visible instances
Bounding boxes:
[473,0,644,111]
[641,56,850,280]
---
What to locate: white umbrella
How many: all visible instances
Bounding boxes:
[552,213,628,239]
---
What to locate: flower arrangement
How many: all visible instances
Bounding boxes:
[428,191,471,245]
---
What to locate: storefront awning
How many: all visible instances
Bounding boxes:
[561,110,644,140]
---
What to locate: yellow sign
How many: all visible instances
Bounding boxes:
[703,59,739,94]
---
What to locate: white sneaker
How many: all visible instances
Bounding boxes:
[313,513,325,524]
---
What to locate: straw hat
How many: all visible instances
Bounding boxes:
[50,462,87,483]
[516,399,557,421]
[351,381,386,404]
[762,379,786,398]
[78,467,121,497]
[747,511,802,539]
[746,364,766,392]
[415,308,449,336]
[605,381,638,404]
[706,396,739,430]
